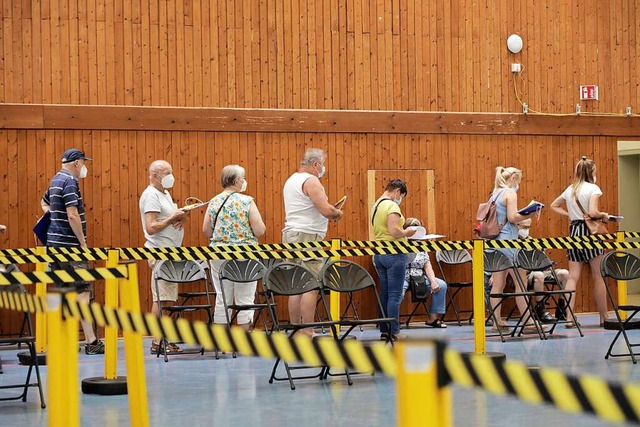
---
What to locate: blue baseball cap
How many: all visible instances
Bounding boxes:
[61,148,92,163]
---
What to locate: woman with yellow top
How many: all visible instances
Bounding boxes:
[371,179,416,341]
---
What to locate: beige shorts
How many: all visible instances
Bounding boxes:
[149,260,178,302]
[282,230,326,277]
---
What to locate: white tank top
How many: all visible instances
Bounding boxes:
[282,172,329,236]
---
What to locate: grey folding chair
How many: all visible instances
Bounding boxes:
[0,282,46,408]
[154,260,214,362]
[319,259,395,382]
[218,259,271,357]
[600,251,640,364]
[484,249,543,341]
[514,248,582,337]
[263,262,342,390]
[436,249,474,326]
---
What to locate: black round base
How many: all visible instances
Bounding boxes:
[82,376,128,395]
[460,351,507,364]
[603,318,640,330]
[17,351,47,366]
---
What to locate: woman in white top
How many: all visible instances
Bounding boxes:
[550,156,609,327]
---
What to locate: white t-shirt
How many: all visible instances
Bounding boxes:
[561,182,603,221]
[282,172,329,236]
[139,185,184,248]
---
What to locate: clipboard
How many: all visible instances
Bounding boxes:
[334,195,347,210]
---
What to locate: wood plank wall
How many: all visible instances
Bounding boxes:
[1,0,639,112]
[0,0,638,331]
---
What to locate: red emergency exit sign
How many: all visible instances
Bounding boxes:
[579,85,599,100]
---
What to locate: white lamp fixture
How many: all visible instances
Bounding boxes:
[507,34,523,54]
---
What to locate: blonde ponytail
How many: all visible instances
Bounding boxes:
[494,166,522,190]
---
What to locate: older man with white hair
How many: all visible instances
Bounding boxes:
[282,148,344,336]
[140,160,188,354]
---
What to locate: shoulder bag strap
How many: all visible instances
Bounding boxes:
[572,191,590,218]
[492,188,508,226]
[371,198,392,226]
[212,192,235,233]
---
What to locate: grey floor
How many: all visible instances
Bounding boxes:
[0,312,639,427]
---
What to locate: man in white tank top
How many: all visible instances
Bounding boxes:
[282,148,343,336]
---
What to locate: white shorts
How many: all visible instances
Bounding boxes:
[149,260,178,302]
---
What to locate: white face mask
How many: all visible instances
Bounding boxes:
[161,173,175,189]
[79,164,88,179]
[240,179,247,192]
[316,163,326,179]
[394,197,403,205]
[518,228,530,239]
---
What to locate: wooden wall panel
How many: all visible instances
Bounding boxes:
[0,130,624,330]
[1,0,640,113]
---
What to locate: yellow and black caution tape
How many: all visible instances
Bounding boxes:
[0,290,46,313]
[0,266,128,286]
[344,239,474,251]
[117,245,428,261]
[485,239,640,251]
[444,348,640,425]
[46,246,111,260]
[63,299,396,376]
[0,253,104,265]
[624,232,640,239]
[0,248,41,257]
[0,232,632,264]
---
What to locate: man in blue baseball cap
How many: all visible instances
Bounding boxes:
[41,147,104,355]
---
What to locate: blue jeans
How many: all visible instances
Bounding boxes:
[373,254,407,335]
[402,277,448,315]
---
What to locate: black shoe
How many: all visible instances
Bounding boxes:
[538,311,557,324]
[85,340,105,355]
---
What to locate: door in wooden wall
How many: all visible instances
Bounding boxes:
[366,170,436,238]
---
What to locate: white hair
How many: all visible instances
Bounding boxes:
[220,164,245,188]
[300,148,325,165]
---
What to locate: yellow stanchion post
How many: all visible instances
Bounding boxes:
[396,340,451,427]
[330,238,342,330]
[47,291,80,427]
[35,246,47,354]
[104,249,119,379]
[81,251,127,396]
[119,261,150,427]
[616,231,628,321]
[472,239,486,355]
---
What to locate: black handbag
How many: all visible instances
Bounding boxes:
[409,274,429,302]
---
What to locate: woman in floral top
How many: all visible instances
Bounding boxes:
[402,218,448,328]
[203,165,266,331]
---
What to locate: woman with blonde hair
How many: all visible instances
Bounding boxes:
[487,166,541,332]
[550,156,609,327]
